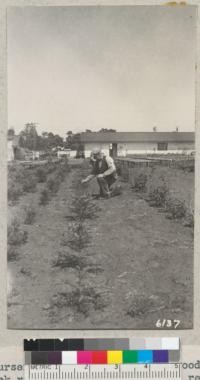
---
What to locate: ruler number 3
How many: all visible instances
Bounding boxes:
[156,319,180,328]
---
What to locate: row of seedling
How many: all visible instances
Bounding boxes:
[39,160,71,205]
[8,162,59,261]
[8,160,60,203]
[7,217,28,261]
[7,202,38,262]
[147,179,194,228]
[8,159,69,204]
[132,172,194,229]
[8,159,70,263]
[49,168,109,319]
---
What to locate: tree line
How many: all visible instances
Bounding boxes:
[8,124,116,152]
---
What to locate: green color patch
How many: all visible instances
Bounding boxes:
[123,350,138,363]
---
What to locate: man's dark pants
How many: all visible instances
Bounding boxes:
[97,175,116,197]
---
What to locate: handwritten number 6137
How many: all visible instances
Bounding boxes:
[156,319,180,329]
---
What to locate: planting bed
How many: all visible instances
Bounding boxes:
[8,159,193,329]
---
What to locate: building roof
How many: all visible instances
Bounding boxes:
[80,132,195,144]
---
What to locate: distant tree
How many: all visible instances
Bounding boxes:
[25,122,38,135]
[85,129,92,133]
[36,135,46,151]
[19,125,64,151]
[65,132,84,152]
[7,128,15,137]
[99,128,116,133]
[19,123,38,150]
[41,132,64,151]
[54,134,64,147]
[42,131,49,139]
[65,131,73,147]
[18,131,26,148]
[71,133,82,150]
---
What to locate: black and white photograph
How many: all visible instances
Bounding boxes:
[7,5,196,329]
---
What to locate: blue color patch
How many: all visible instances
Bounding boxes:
[153,350,169,363]
[138,350,153,363]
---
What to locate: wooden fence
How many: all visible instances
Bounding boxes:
[115,157,194,169]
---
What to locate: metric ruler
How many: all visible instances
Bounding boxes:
[24,364,181,380]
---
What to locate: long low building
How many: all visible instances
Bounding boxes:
[80,131,195,157]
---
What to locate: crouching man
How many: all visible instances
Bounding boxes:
[81,148,117,198]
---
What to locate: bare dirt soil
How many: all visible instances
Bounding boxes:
[8,161,193,329]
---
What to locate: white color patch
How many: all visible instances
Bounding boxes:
[62,351,77,364]
[162,338,180,350]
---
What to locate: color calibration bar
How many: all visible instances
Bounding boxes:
[25,349,180,365]
[24,338,180,365]
[24,338,180,351]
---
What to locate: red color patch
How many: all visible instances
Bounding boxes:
[92,351,107,364]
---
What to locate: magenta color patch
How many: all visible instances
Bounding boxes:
[77,351,93,364]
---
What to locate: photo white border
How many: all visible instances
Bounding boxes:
[0,0,199,353]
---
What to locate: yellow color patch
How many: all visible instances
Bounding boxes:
[107,351,123,364]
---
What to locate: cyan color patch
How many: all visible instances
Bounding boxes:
[138,350,153,363]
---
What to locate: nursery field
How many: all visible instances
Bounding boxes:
[7,159,194,329]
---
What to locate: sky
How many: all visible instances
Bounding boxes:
[7,6,197,137]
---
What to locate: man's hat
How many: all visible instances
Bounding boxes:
[91,147,102,155]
